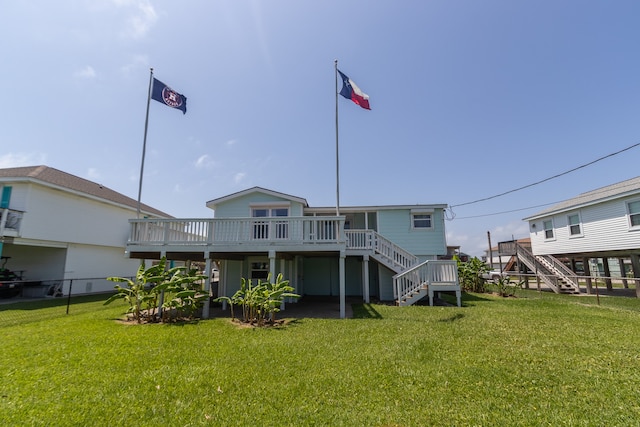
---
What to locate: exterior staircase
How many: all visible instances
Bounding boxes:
[392,260,460,307]
[345,230,460,306]
[513,242,580,294]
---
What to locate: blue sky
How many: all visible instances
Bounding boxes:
[3,0,640,257]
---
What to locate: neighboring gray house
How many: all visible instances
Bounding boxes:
[125,187,460,318]
[0,165,172,296]
[522,176,640,296]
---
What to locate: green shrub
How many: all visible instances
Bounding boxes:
[216,273,299,326]
[455,256,489,293]
[105,257,207,323]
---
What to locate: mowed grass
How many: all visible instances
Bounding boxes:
[1,290,640,426]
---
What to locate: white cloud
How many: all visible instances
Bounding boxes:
[74,65,97,79]
[195,154,215,170]
[109,0,158,39]
[0,152,47,169]
[226,139,237,147]
[234,172,246,184]
[87,168,101,180]
[120,54,149,76]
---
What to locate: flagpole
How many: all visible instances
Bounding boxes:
[334,59,340,217]
[137,67,154,218]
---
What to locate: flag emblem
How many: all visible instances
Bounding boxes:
[151,78,187,114]
[337,69,370,110]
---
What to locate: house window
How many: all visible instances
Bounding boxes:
[251,206,289,239]
[628,201,640,228]
[543,220,554,239]
[250,261,269,281]
[412,214,432,229]
[567,213,582,236]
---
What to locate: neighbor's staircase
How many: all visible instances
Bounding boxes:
[345,230,460,307]
[514,242,580,294]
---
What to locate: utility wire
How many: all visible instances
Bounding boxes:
[449,142,640,208]
[452,201,561,219]
[449,173,640,220]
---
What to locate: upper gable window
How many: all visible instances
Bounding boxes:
[567,213,582,237]
[627,200,640,228]
[543,219,554,240]
[412,214,432,229]
[251,207,289,218]
[251,205,290,240]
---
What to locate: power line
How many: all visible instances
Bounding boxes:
[449,141,640,208]
[452,201,561,220]
[451,174,640,220]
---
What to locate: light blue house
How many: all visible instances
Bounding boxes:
[125,187,459,318]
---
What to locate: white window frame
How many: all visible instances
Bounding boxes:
[627,199,640,230]
[411,213,433,230]
[543,219,555,240]
[567,213,583,237]
[250,203,290,240]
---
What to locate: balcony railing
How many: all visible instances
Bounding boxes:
[128,216,346,247]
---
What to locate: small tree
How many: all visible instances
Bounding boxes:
[216,273,299,326]
[455,256,489,293]
[105,257,207,323]
[104,258,168,323]
[157,266,207,321]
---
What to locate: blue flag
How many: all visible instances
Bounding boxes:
[151,78,187,114]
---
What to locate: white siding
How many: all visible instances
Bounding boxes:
[63,244,142,295]
[529,196,640,255]
[18,184,136,247]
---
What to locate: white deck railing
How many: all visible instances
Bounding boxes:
[345,230,418,271]
[128,217,346,246]
[393,260,459,302]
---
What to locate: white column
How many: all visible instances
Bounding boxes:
[339,250,346,319]
[269,250,276,282]
[158,250,167,318]
[221,259,228,310]
[362,255,370,303]
[202,254,211,319]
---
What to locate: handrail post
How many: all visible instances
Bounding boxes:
[66,279,73,315]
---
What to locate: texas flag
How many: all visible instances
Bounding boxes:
[337,69,370,110]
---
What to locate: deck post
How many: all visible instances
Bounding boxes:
[362,254,370,303]
[583,257,593,294]
[618,258,629,288]
[602,258,613,291]
[202,254,211,319]
[630,254,640,298]
[339,250,346,319]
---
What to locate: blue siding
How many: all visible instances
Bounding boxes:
[215,192,305,218]
[223,260,244,295]
[377,209,446,257]
[301,257,364,296]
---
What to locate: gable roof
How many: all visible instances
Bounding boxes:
[206,186,308,210]
[524,176,640,221]
[206,186,448,212]
[0,165,172,218]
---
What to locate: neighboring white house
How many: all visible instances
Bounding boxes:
[125,186,460,318]
[0,165,172,296]
[522,176,640,295]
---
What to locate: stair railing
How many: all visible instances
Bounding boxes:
[537,254,580,291]
[393,260,458,304]
[345,230,418,272]
[514,243,562,293]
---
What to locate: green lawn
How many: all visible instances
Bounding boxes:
[1,291,639,426]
